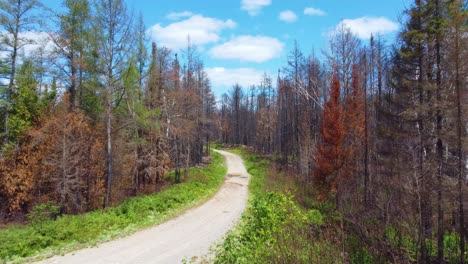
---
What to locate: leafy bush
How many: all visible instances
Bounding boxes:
[308,209,324,226]
[444,232,465,264]
[347,233,377,264]
[27,202,60,226]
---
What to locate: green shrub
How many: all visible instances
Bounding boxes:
[347,233,377,264]
[308,209,324,226]
[444,232,467,264]
[27,202,60,226]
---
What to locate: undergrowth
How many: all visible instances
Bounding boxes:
[214,147,342,264]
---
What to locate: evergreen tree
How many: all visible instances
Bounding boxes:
[94,0,133,207]
[314,74,346,199]
[52,0,91,111]
[7,60,41,141]
[0,0,42,144]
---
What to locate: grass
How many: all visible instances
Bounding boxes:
[214,146,342,264]
[0,151,227,264]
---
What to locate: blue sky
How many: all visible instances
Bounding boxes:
[42,0,412,96]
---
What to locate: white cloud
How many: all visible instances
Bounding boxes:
[241,0,271,16]
[148,15,236,50]
[304,7,326,16]
[279,10,297,23]
[206,67,266,88]
[20,31,55,55]
[335,17,399,39]
[0,31,55,59]
[166,11,194,20]
[209,35,283,63]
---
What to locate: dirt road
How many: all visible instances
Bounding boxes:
[37,150,249,264]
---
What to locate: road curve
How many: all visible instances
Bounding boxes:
[36,150,249,264]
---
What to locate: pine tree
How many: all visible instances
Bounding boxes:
[7,60,42,141]
[314,74,346,199]
[51,0,91,111]
[94,0,133,207]
[0,0,41,144]
[446,1,467,262]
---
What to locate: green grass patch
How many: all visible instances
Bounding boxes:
[0,151,227,264]
[214,147,341,264]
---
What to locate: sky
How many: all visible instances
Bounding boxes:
[41,0,412,97]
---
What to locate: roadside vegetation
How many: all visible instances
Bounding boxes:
[0,151,226,263]
[214,147,343,264]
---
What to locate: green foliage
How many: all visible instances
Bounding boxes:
[27,202,60,226]
[307,199,337,220]
[307,209,324,226]
[215,192,310,264]
[211,142,223,150]
[215,147,341,264]
[443,232,466,264]
[80,79,104,120]
[61,0,90,48]
[347,234,378,264]
[41,78,57,104]
[383,226,467,264]
[123,60,139,93]
[7,60,43,140]
[0,152,226,263]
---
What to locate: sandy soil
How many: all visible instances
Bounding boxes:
[36,150,249,264]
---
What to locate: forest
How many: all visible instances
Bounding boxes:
[0,0,218,216]
[0,0,466,263]
[219,1,467,262]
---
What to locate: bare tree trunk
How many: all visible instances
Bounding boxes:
[4,7,20,144]
[415,2,431,262]
[435,1,444,261]
[86,143,92,211]
[455,16,465,264]
[364,56,369,208]
[184,143,190,181]
[175,136,181,183]
[104,91,113,208]
[69,48,77,112]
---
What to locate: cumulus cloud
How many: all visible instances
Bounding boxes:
[166,11,193,20]
[206,67,266,89]
[304,7,326,16]
[279,10,297,23]
[0,31,55,59]
[148,15,236,50]
[241,0,271,16]
[209,35,283,63]
[335,17,399,39]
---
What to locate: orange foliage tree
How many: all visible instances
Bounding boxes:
[344,65,365,171]
[0,96,106,215]
[0,143,42,214]
[29,101,106,213]
[314,73,346,199]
